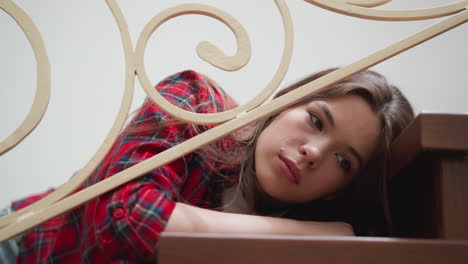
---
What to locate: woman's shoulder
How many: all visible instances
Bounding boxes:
[154,70,237,114]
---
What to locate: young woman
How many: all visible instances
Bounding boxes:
[1,68,414,263]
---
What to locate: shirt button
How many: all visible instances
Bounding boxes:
[99,235,112,244]
[113,208,126,219]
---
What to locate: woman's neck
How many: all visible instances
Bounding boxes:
[221,185,251,214]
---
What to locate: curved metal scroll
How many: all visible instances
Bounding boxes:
[135,2,293,124]
[335,0,391,8]
[306,0,468,21]
[1,0,468,242]
[0,0,50,155]
[0,0,136,228]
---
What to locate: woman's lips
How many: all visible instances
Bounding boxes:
[279,156,301,184]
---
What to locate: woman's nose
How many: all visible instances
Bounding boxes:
[299,143,323,169]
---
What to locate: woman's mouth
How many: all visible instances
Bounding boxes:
[278,156,301,185]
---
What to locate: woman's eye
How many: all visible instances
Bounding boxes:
[308,112,323,131]
[336,154,351,171]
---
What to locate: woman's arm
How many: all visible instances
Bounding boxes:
[165,202,354,237]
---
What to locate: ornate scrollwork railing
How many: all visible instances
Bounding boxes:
[0,0,467,242]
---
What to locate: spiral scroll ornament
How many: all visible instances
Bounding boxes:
[135,0,293,124]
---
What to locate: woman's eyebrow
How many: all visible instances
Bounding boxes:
[316,102,335,128]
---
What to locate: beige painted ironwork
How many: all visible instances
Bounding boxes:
[0,0,50,156]
[0,0,467,242]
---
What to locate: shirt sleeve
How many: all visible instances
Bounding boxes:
[87,70,230,262]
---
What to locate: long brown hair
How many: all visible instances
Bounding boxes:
[236,68,414,236]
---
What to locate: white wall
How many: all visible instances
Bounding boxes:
[1,0,467,207]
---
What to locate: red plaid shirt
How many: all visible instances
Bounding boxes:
[12,70,241,263]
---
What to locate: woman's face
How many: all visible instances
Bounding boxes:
[255,95,380,203]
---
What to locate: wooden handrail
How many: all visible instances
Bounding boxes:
[390,113,468,177]
[158,233,468,264]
